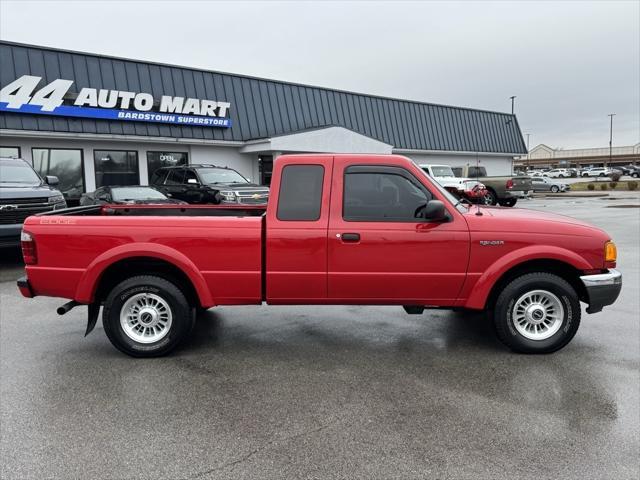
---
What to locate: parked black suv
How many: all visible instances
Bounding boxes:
[0,157,67,247]
[150,164,269,205]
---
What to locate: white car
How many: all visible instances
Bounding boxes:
[545,168,571,178]
[583,167,613,177]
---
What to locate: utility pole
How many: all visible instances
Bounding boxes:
[607,113,615,169]
[526,133,531,170]
[510,96,516,115]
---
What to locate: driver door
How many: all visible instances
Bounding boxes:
[327,159,469,304]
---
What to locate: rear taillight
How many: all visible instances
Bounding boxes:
[506,179,514,190]
[21,230,37,265]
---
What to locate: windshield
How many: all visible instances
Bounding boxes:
[415,167,467,212]
[111,187,167,201]
[0,160,41,184]
[429,166,455,177]
[196,168,248,184]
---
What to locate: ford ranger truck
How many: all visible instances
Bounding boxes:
[17,154,621,357]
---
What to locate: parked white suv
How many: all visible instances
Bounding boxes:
[545,168,571,178]
[583,167,613,177]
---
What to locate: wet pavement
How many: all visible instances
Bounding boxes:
[1,196,638,479]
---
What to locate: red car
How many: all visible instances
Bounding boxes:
[17,154,621,357]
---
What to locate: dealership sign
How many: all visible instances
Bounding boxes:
[0,75,232,127]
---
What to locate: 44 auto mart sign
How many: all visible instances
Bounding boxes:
[0,75,232,127]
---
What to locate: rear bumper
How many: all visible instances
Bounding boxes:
[17,276,34,298]
[580,269,622,314]
[505,190,531,198]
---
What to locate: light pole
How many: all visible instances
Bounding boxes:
[607,113,615,169]
[525,133,531,170]
[510,96,516,115]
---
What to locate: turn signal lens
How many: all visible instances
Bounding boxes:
[605,241,617,263]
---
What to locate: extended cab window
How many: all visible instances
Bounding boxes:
[277,165,324,221]
[467,166,487,178]
[343,167,432,222]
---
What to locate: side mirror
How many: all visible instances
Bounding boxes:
[422,200,447,222]
[187,178,198,185]
[45,175,59,186]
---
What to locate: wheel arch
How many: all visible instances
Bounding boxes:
[74,244,215,308]
[463,247,592,310]
[482,259,588,311]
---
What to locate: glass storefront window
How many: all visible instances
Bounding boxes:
[94,150,139,187]
[32,148,84,203]
[146,151,188,180]
[0,146,21,158]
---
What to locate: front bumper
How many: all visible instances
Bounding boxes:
[580,269,622,314]
[0,224,22,247]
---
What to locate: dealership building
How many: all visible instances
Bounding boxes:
[1,41,526,204]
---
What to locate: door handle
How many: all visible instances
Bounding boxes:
[340,233,360,243]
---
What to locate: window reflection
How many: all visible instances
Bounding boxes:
[94,150,139,187]
[32,148,84,203]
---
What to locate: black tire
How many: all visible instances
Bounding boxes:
[633,173,639,178]
[499,198,517,207]
[550,185,559,193]
[599,173,605,177]
[493,272,581,354]
[484,189,498,205]
[582,173,589,177]
[559,174,564,178]
[102,275,195,357]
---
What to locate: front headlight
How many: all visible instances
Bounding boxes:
[48,194,64,204]
[219,191,237,202]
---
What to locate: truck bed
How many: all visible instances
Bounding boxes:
[22,204,266,306]
[42,204,267,217]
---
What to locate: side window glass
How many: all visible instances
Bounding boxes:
[343,170,431,222]
[165,169,185,185]
[276,165,324,221]
[150,170,167,185]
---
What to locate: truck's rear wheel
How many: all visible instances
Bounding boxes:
[499,198,517,207]
[493,272,581,353]
[102,275,194,357]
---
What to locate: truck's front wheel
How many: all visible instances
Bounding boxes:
[493,273,581,353]
[484,189,498,205]
[102,275,194,357]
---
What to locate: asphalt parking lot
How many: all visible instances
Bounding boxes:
[1,194,639,480]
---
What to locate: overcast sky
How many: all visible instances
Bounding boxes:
[1,0,638,150]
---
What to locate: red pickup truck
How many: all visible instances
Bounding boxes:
[17,154,622,357]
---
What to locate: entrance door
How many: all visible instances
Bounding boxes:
[327,158,469,305]
[258,155,273,186]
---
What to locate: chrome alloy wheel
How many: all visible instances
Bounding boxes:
[512,290,564,341]
[120,293,173,344]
